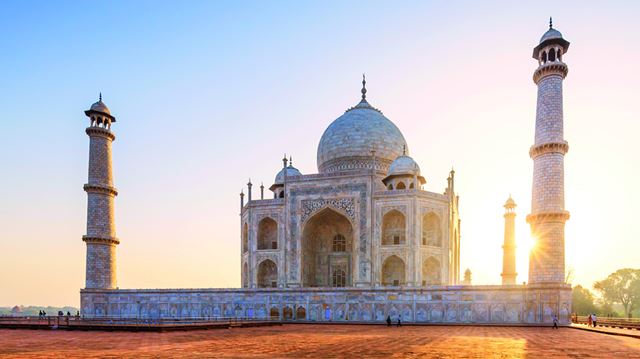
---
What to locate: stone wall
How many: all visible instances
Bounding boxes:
[80,284,571,325]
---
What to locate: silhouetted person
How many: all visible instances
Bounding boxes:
[397,317,401,327]
[552,315,558,329]
[38,310,42,319]
[592,314,597,327]
[42,310,46,317]
[386,315,391,327]
[76,311,80,319]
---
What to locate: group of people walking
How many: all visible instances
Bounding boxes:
[386,315,402,327]
[587,313,598,327]
[37,310,80,319]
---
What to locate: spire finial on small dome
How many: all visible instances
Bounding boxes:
[99,92,102,102]
[361,73,367,100]
[402,145,406,156]
[549,17,553,29]
[289,156,293,167]
[282,153,288,168]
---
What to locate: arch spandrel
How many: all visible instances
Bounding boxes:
[300,198,356,226]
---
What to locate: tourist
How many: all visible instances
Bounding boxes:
[38,310,42,319]
[592,313,597,327]
[397,316,401,327]
[552,315,558,329]
[386,315,391,327]
[76,311,80,319]
[587,314,592,327]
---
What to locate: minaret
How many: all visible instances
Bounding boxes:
[462,269,472,285]
[527,19,570,284]
[82,94,119,289]
[501,196,517,285]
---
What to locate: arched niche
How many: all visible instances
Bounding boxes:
[257,259,278,288]
[422,212,441,246]
[381,255,406,286]
[382,210,406,245]
[422,257,441,285]
[257,217,278,250]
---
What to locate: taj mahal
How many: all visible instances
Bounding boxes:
[80,22,572,324]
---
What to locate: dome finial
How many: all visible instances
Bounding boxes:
[402,145,406,156]
[289,156,293,167]
[361,73,367,100]
[99,92,102,102]
[549,17,553,29]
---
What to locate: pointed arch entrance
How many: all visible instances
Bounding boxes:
[302,207,354,287]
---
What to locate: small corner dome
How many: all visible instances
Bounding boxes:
[388,154,420,176]
[274,165,302,184]
[504,196,517,207]
[90,100,111,115]
[540,28,563,43]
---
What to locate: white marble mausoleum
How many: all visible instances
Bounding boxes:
[80,22,573,325]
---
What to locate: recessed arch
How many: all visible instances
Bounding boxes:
[257,217,278,250]
[242,261,248,288]
[242,222,248,253]
[381,255,405,286]
[396,181,406,190]
[296,306,306,320]
[302,207,353,287]
[283,306,293,320]
[422,212,441,246]
[549,47,556,61]
[257,259,278,288]
[270,307,279,319]
[422,257,441,285]
[382,210,406,245]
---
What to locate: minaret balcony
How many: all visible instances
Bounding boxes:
[529,141,569,158]
[533,62,568,84]
[86,126,115,141]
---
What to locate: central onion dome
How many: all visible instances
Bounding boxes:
[317,76,407,173]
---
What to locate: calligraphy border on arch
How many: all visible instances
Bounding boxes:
[301,197,355,224]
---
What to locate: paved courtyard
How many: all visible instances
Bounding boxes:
[1,325,639,358]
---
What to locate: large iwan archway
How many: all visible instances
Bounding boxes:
[301,207,353,287]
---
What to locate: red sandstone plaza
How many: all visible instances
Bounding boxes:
[1,325,640,358]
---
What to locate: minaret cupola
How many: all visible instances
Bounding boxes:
[532,18,570,82]
[84,93,116,130]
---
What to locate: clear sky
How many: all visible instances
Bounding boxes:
[1,1,639,307]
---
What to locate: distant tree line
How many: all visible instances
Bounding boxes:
[573,268,640,318]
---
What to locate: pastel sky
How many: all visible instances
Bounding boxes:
[1,1,639,307]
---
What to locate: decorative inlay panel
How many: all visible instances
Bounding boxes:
[301,198,356,224]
